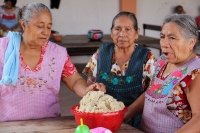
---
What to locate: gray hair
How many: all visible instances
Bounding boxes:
[19,2,51,26]
[163,14,199,41]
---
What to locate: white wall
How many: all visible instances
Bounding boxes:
[137,0,200,38]
[0,0,119,35]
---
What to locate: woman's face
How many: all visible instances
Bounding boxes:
[111,16,139,49]
[4,1,13,9]
[21,11,52,46]
[160,22,195,64]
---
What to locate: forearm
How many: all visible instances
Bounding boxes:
[62,72,88,97]
[124,93,145,122]
[72,77,88,97]
[175,113,200,133]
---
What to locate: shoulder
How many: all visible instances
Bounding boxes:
[0,6,3,12]
[0,37,9,54]
[15,6,20,12]
[47,41,67,54]
[0,37,9,46]
[144,50,157,64]
[99,43,114,49]
[99,43,114,48]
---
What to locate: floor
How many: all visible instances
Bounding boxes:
[58,63,86,116]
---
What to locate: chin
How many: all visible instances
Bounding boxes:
[117,43,130,48]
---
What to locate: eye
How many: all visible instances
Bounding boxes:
[160,35,164,39]
[37,26,43,28]
[169,37,175,40]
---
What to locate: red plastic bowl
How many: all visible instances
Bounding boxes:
[71,104,128,132]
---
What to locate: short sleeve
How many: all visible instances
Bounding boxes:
[61,54,77,78]
[142,51,157,90]
[82,49,99,83]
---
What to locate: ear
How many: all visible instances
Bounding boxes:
[189,38,196,51]
[111,30,113,39]
[135,28,140,40]
[137,28,140,34]
[20,19,26,31]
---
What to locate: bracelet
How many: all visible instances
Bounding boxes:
[72,78,84,91]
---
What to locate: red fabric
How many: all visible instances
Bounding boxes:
[2,14,16,20]
[196,16,200,24]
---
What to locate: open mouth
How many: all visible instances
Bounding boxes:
[163,52,172,58]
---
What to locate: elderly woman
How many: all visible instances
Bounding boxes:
[0,2,105,121]
[82,11,156,129]
[124,14,200,132]
[0,0,21,37]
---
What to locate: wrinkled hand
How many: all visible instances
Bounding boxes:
[86,83,106,93]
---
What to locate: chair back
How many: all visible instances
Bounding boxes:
[143,24,162,36]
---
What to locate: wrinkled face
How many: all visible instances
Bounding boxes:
[160,22,194,64]
[111,16,139,49]
[4,1,13,9]
[21,11,52,46]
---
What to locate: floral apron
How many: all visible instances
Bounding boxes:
[141,55,200,133]
[96,43,149,129]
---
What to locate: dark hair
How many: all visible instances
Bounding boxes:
[174,5,185,14]
[111,11,138,31]
[163,14,198,40]
[19,2,51,26]
[4,0,17,7]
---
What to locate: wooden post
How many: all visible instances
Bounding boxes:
[120,0,136,14]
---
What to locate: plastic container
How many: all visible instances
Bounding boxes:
[87,29,103,41]
[71,104,128,132]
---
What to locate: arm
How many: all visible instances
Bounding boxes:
[61,54,105,97]
[62,72,105,97]
[124,92,145,123]
[175,74,200,133]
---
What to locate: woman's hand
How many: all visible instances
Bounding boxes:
[85,83,106,93]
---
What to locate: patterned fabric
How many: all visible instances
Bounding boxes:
[0,6,21,37]
[0,37,71,121]
[20,41,77,77]
[158,63,200,124]
[141,55,200,133]
[82,44,156,90]
[87,43,152,129]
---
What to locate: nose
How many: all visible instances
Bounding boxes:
[42,28,49,35]
[160,38,170,48]
[119,29,126,37]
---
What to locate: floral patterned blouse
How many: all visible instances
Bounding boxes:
[157,56,200,124]
[82,45,157,91]
[20,42,77,78]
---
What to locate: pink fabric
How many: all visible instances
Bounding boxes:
[90,127,112,133]
[0,38,67,121]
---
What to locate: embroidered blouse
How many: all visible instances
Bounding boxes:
[20,42,77,78]
[157,56,200,124]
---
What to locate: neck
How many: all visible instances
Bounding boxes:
[169,52,196,68]
[115,44,136,56]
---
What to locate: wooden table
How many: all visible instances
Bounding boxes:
[0,116,144,133]
[53,34,160,56]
